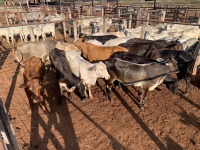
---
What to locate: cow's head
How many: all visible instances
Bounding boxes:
[162,57,179,73]
[19,79,49,103]
[75,38,86,44]
[94,61,110,80]
[76,80,87,102]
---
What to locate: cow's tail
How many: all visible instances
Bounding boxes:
[13,44,23,64]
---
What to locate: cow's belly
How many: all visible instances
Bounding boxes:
[148,76,166,91]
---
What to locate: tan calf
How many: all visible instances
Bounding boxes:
[75,38,128,62]
[19,56,48,115]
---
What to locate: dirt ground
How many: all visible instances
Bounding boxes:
[1,24,200,150]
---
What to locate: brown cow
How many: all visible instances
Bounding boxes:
[19,56,49,115]
[74,38,128,62]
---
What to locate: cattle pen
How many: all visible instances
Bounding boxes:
[1,0,200,149]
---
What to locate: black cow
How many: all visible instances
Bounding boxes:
[82,35,118,44]
[155,40,183,50]
[145,49,195,95]
[49,48,86,103]
[119,38,183,57]
[126,38,183,50]
[111,52,179,94]
[104,57,178,109]
[119,41,163,56]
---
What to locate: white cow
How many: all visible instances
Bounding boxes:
[87,39,103,46]
[92,31,126,38]
[9,26,24,43]
[65,51,110,99]
[21,25,31,42]
[55,41,80,52]
[0,28,12,43]
[32,24,43,42]
[103,37,133,47]
[42,23,56,41]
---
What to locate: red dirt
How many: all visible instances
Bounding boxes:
[0,27,200,150]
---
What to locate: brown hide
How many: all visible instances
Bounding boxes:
[20,56,47,115]
[75,38,128,62]
[23,56,43,81]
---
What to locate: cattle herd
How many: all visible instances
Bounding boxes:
[12,30,198,115]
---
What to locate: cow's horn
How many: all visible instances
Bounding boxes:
[77,80,83,86]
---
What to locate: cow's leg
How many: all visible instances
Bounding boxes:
[52,32,56,40]
[25,88,33,116]
[39,95,48,115]
[36,35,39,42]
[88,85,93,99]
[24,35,28,42]
[42,34,46,41]
[106,79,114,102]
[6,35,10,43]
[184,75,191,95]
[83,83,88,98]
[11,36,14,44]
[139,88,148,110]
[67,92,73,101]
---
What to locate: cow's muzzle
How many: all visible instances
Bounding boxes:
[32,96,41,103]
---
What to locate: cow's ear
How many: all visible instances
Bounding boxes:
[19,83,28,88]
[93,67,97,71]
[82,38,85,43]
[77,80,84,86]
[40,80,49,86]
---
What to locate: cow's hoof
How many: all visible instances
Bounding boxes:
[28,109,32,116]
[69,98,73,102]
[69,86,76,92]
[110,99,114,104]
[139,104,144,110]
[81,98,86,102]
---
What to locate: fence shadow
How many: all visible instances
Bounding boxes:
[69,100,126,150]
[175,104,200,130]
[166,136,183,150]
[112,88,167,150]
[29,69,80,149]
[178,93,200,110]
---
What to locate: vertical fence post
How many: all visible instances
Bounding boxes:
[78,7,80,18]
[192,43,200,75]
[101,6,104,16]
[103,16,106,33]
[161,10,166,22]
[146,12,150,25]
[68,6,72,19]
[118,8,120,17]
[61,6,67,39]
[140,21,145,39]
[26,0,29,9]
[198,17,200,24]
[128,13,132,29]
[73,20,78,38]
[184,7,189,23]
[54,6,57,14]
[4,8,10,25]
[29,25,36,42]
[136,10,141,27]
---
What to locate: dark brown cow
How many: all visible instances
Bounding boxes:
[19,56,48,115]
[119,38,183,57]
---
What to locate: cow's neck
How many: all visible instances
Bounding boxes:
[79,43,88,56]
